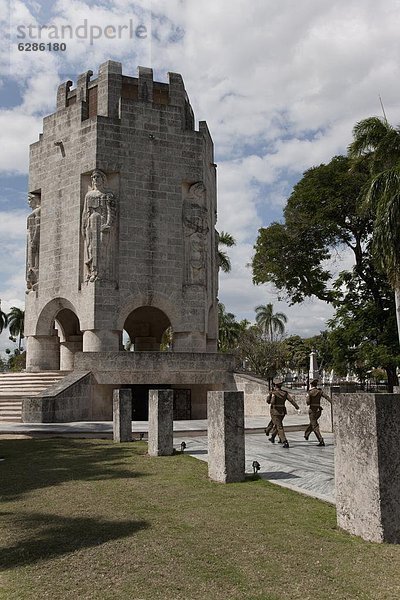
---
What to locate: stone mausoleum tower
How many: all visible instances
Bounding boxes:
[24,61,234,421]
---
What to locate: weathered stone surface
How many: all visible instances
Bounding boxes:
[207,390,245,483]
[334,392,400,543]
[148,389,173,456]
[25,62,219,359]
[75,351,237,385]
[22,372,93,422]
[113,389,132,442]
[24,62,222,418]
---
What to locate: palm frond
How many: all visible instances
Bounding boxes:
[218,250,231,273]
[348,117,393,158]
[218,231,236,247]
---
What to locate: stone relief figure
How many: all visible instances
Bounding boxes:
[183,182,209,285]
[81,169,117,283]
[26,192,41,291]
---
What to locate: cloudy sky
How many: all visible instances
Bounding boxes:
[1,0,400,353]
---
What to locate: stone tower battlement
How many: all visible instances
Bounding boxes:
[55,62,196,128]
[26,61,219,377]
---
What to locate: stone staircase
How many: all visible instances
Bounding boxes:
[0,371,68,422]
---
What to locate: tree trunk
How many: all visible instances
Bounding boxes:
[385,364,398,393]
[395,288,400,346]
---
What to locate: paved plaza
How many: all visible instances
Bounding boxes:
[0,416,335,504]
[183,431,334,504]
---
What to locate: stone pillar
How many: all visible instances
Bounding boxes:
[59,337,82,371]
[113,389,132,442]
[173,331,207,352]
[334,392,400,543]
[56,80,72,110]
[318,394,333,433]
[82,329,120,352]
[207,391,245,483]
[148,389,174,456]
[309,350,319,382]
[25,334,60,372]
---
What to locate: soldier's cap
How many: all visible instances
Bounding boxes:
[310,379,319,385]
[273,378,284,386]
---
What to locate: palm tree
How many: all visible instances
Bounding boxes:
[348,116,400,341]
[255,302,287,341]
[7,307,25,352]
[218,231,236,273]
[0,301,8,334]
[218,303,244,352]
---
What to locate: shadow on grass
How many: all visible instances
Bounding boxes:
[0,438,149,501]
[0,511,149,570]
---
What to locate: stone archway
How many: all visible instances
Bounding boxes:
[55,308,83,370]
[26,298,83,372]
[123,306,171,351]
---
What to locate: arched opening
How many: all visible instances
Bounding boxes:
[122,306,174,419]
[55,308,83,370]
[123,306,171,351]
[27,299,83,372]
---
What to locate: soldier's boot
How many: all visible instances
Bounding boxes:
[268,436,275,444]
[304,433,310,441]
[283,441,289,448]
[317,439,325,446]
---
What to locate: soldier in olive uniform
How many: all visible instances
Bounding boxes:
[269,380,300,448]
[264,387,279,443]
[304,379,331,446]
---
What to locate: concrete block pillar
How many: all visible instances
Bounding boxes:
[173,331,207,352]
[26,334,60,372]
[97,60,122,119]
[138,66,153,102]
[113,389,132,442]
[168,72,185,107]
[56,80,72,110]
[148,389,174,456]
[82,329,120,352]
[207,391,245,483]
[59,337,82,371]
[334,392,400,543]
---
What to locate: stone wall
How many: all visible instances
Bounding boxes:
[334,392,400,543]
[25,62,219,372]
[22,371,94,422]
[75,351,236,385]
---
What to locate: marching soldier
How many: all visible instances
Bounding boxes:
[264,389,278,443]
[269,379,300,448]
[304,379,331,446]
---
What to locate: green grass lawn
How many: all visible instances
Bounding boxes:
[1,438,399,600]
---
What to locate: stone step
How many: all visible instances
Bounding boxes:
[0,371,69,423]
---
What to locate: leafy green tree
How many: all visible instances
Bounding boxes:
[0,302,8,334]
[348,116,400,341]
[327,269,399,389]
[252,156,372,305]
[7,350,26,372]
[218,302,248,353]
[7,307,25,352]
[160,326,173,351]
[251,154,398,387]
[218,231,236,274]
[235,325,287,387]
[255,302,287,340]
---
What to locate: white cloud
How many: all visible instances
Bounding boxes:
[1,0,399,337]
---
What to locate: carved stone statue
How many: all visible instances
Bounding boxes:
[26,192,41,291]
[183,182,209,285]
[81,169,117,283]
